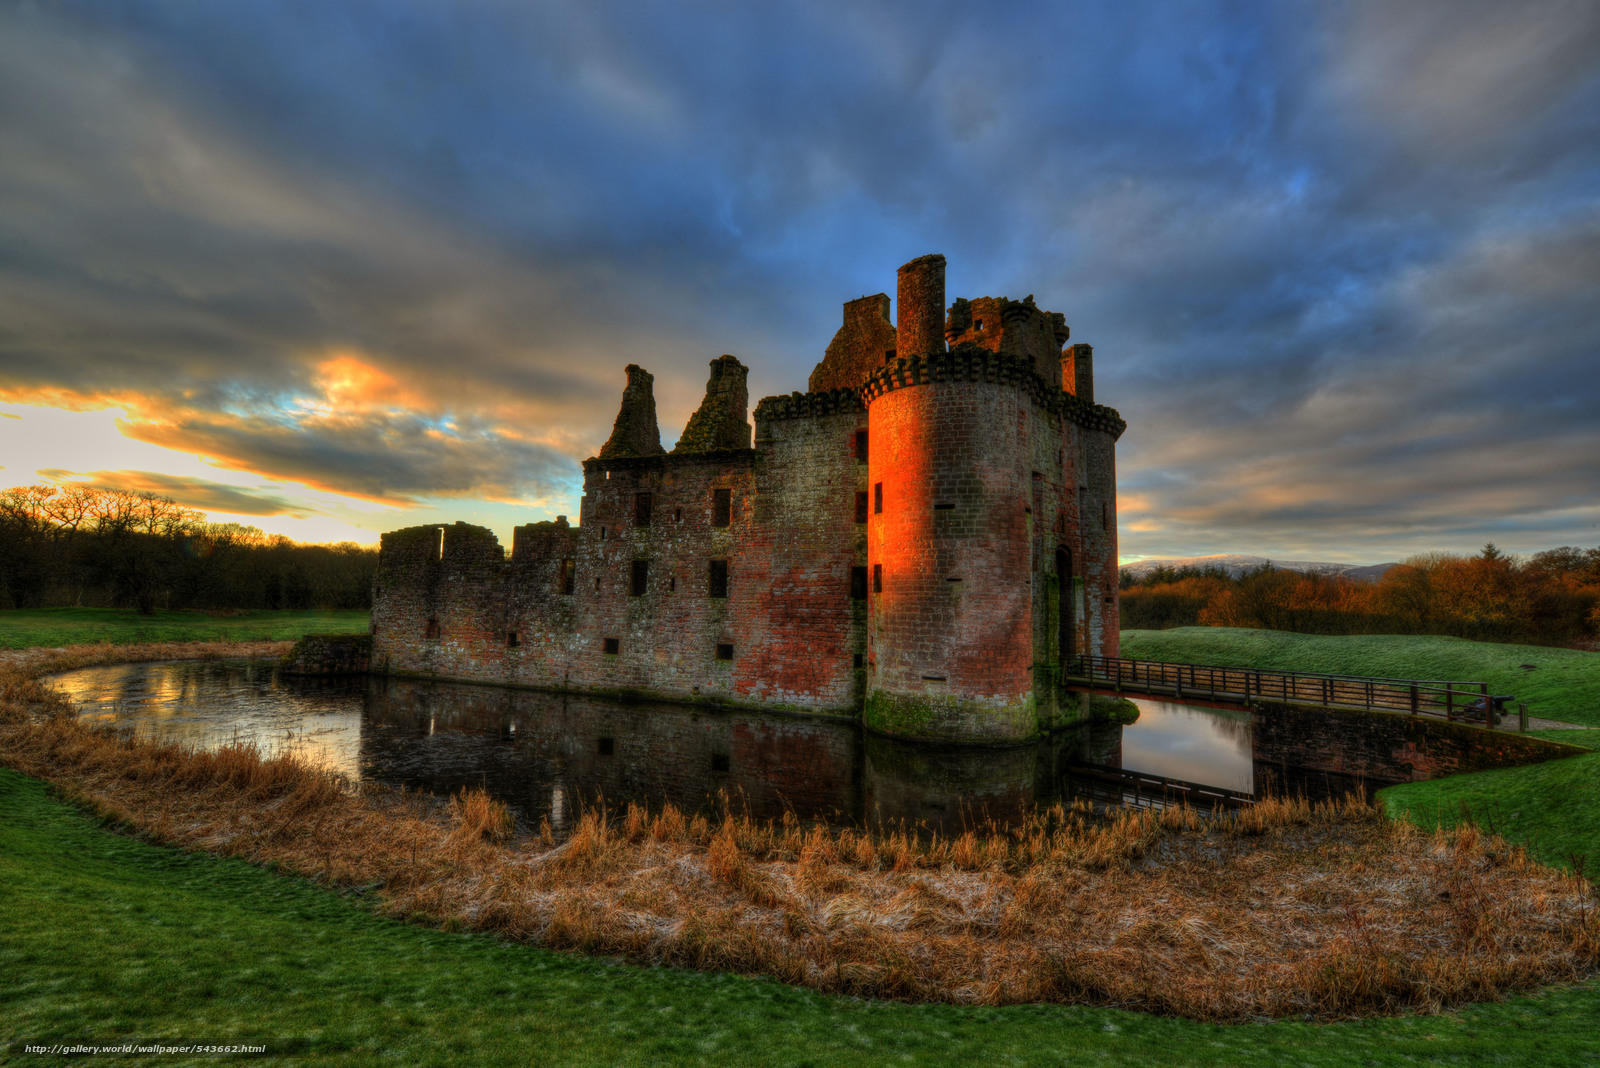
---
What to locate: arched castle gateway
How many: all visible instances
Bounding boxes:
[370,255,1125,744]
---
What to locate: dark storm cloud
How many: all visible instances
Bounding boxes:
[0,0,1596,555]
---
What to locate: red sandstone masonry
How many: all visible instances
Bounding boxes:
[370,257,1124,743]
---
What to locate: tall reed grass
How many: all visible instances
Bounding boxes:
[2,643,1595,1022]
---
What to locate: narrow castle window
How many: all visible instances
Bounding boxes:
[715,643,734,661]
[934,503,954,511]
[669,576,676,592]
[600,526,607,541]
[855,430,868,463]
[853,653,864,669]
[850,566,867,600]
[712,488,731,527]
[872,564,882,593]
[506,631,520,648]
[711,753,731,772]
[559,559,575,595]
[424,617,441,640]
[635,492,652,526]
[1101,501,1108,531]
[708,559,728,598]
[873,483,883,514]
[675,507,683,523]
[631,559,649,596]
[855,492,868,523]
[973,318,984,331]
[603,637,619,655]
[598,736,615,756]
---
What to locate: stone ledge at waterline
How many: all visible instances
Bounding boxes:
[281,633,372,676]
[1250,700,1590,785]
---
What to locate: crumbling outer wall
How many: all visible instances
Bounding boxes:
[809,294,896,393]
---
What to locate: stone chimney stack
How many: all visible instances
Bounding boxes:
[896,253,947,360]
[1061,343,1094,403]
[598,364,666,459]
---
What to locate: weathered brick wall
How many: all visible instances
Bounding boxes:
[896,254,947,359]
[809,293,896,392]
[1251,701,1584,785]
[864,369,1037,743]
[369,259,1126,744]
[944,296,1066,374]
[745,391,867,710]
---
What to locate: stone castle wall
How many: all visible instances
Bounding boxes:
[371,255,1125,744]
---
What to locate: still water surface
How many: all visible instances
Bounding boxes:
[54,659,1277,833]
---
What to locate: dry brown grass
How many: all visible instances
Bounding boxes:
[2,642,1595,1021]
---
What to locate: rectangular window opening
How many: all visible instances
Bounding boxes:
[708,559,729,598]
[855,429,868,464]
[506,631,520,648]
[852,653,864,669]
[668,575,676,593]
[934,502,954,511]
[1101,501,1108,531]
[855,491,868,523]
[631,559,650,596]
[873,482,883,514]
[850,566,867,600]
[712,488,731,527]
[600,526,607,541]
[602,637,619,655]
[872,564,882,594]
[674,507,683,523]
[597,736,615,756]
[715,643,734,661]
[559,558,575,595]
[424,617,440,640]
[973,318,984,331]
[711,753,731,772]
[922,674,947,682]
[634,492,652,527]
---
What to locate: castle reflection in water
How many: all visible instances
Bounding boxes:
[54,660,1369,838]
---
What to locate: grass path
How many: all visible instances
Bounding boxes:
[0,607,369,651]
[3,768,1597,1067]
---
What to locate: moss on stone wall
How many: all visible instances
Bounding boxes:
[863,689,1037,745]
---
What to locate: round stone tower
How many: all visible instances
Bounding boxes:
[863,255,1040,745]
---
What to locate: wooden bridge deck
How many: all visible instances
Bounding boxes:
[1065,655,1517,729]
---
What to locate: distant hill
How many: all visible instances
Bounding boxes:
[1119,554,1398,584]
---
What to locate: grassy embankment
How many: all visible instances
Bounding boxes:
[0,606,369,650]
[1121,628,1600,870]
[5,769,1595,1067]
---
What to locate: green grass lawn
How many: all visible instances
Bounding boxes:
[2,768,1596,1067]
[0,607,370,650]
[1120,628,1600,872]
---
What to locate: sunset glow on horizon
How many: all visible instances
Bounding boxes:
[3,2,1597,561]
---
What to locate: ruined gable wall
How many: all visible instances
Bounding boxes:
[808,294,896,393]
[566,451,759,701]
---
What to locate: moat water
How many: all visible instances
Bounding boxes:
[52,660,1358,835]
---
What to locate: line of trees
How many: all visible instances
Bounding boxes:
[0,484,378,613]
[1119,544,1600,648]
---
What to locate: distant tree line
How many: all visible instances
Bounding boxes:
[1119,544,1600,648]
[0,484,378,613]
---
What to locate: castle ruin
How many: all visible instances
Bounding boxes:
[370,255,1125,744]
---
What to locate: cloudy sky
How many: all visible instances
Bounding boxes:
[2,0,1597,562]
